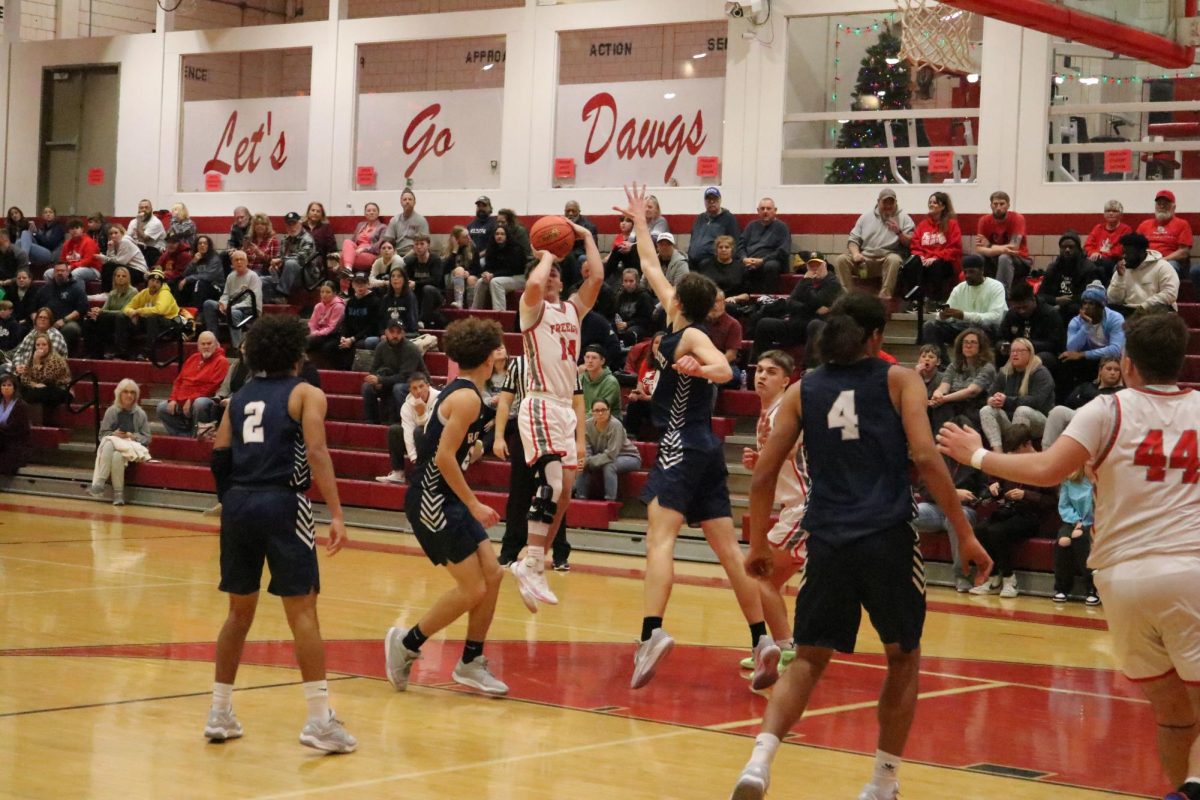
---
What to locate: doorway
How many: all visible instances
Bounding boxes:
[38,65,119,217]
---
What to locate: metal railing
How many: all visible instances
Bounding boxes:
[67,371,102,446]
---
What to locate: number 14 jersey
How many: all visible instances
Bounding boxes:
[521,299,581,401]
[1063,387,1200,570]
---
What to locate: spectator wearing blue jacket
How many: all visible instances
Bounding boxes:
[1057,280,1125,398]
[1053,469,1098,605]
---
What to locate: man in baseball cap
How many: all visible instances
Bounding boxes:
[833,188,915,301]
[264,211,316,302]
[466,196,496,254]
[653,230,689,287]
[1136,188,1193,281]
[688,185,740,265]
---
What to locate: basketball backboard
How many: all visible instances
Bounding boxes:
[938,0,1196,68]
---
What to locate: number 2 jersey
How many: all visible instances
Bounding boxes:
[1062,386,1200,570]
[229,375,310,491]
[799,357,914,544]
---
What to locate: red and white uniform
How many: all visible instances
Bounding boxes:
[1063,387,1200,681]
[759,395,810,564]
[518,298,581,466]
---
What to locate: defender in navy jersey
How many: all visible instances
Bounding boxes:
[731,293,991,800]
[617,183,771,691]
[205,314,357,754]
[385,317,510,696]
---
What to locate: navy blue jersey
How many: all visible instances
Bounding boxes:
[229,376,310,491]
[413,378,487,497]
[651,325,721,454]
[800,358,914,544]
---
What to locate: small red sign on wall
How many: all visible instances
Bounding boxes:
[87,168,105,186]
[204,173,222,192]
[554,158,576,179]
[927,150,955,174]
[356,166,377,186]
[696,156,719,178]
[1104,149,1133,174]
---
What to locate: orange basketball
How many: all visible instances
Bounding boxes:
[529,215,576,259]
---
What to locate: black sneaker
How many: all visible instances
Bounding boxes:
[552,561,570,572]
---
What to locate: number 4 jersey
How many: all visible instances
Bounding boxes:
[799,357,914,545]
[1063,387,1200,570]
[229,375,311,491]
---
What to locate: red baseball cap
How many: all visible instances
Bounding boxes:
[1155,189,1175,203]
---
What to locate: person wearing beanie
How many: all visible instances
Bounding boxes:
[1058,280,1126,396]
[1107,231,1179,316]
[1036,231,1102,324]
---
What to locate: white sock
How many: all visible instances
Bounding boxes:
[303,680,329,723]
[211,682,234,713]
[872,749,902,791]
[525,544,545,571]
[747,733,781,768]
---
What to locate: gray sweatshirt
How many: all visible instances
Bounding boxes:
[583,417,640,468]
[99,405,151,444]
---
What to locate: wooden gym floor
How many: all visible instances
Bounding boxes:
[0,494,1163,799]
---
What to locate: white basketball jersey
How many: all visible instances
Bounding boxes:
[758,395,809,511]
[1063,387,1200,570]
[521,299,581,401]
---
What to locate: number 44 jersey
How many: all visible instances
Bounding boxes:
[799,357,914,546]
[521,299,581,402]
[229,375,311,491]
[1063,387,1200,570]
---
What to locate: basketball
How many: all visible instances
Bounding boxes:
[529,215,576,259]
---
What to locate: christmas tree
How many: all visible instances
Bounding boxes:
[826,27,913,184]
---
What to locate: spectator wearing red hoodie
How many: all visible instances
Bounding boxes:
[156,330,229,436]
[901,191,963,306]
[44,218,102,287]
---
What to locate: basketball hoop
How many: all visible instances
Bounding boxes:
[894,0,977,74]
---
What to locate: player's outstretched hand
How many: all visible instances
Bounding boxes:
[326,517,348,556]
[471,501,500,529]
[936,421,984,465]
[744,544,774,579]
[493,438,509,460]
[960,535,993,584]
[674,354,704,378]
[741,447,758,470]
[612,182,649,223]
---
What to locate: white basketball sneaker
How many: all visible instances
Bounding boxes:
[729,762,770,799]
[630,628,675,689]
[203,707,243,742]
[299,710,357,754]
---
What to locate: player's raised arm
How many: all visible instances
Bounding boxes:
[570,224,605,318]
[614,183,674,313]
[745,381,802,578]
[298,383,347,555]
[678,327,734,386]
[893,365,990,581]
[520,250,556,314]
[937,419,1091,487]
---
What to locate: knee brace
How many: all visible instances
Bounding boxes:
[528,457,564,524]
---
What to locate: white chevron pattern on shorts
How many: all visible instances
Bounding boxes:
[419,464,447,531]
[291,435,310,489]
[911,526,926,595]
[295,494,316,549]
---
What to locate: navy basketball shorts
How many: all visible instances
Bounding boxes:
[792,523,926,653]
[639,444,732,527]
[405,488,488,566]
[219,487,319,597]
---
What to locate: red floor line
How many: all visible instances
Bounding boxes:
[1,500,1109,632]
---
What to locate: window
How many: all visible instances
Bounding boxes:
[172,0,328,31]
[1047,42,1200,183]
[354,36,505,190]
[782,12,982,185]
[347,0,519,22]
[553,22,727,188]
[177,49,312,192]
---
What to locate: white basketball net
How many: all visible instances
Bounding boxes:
[894,0,977,74]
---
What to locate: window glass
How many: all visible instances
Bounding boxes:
[178,49,312,192]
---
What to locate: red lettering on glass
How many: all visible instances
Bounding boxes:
[402,104,455,178]
[580,92,708,183]
[203,110,289,176]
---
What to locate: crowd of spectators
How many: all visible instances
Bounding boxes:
[0,187,1192,588]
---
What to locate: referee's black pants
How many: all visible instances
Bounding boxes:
[499,426,571,565]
